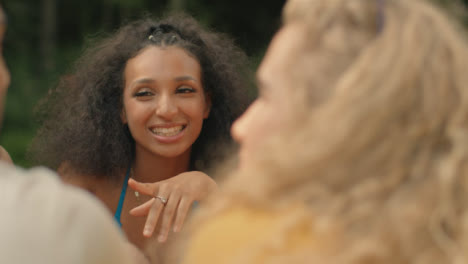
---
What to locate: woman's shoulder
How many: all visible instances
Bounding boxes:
[183,203,316,264]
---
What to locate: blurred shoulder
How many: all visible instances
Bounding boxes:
[0,162,132,264]
[0,162,90,205]
[0,162,62,198]
[183,203,316,264]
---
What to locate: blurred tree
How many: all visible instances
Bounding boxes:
[432,0,468,25]
[41,0,57,73]
[169,0,186,11]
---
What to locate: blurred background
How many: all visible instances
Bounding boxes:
[1,0,467,167]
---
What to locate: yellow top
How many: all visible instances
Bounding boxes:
[182,203,320,264]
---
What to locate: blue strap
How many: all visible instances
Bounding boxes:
[114,166,131,227]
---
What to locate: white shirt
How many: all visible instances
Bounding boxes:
[0,162,134,264]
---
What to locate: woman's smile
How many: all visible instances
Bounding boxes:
[150,125,186,137]
[149,124,187,144]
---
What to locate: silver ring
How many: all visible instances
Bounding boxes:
[155,195,168,205]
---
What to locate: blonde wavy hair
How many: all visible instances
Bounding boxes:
[189,0,468,263]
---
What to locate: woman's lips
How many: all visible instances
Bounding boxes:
[150,125,185,136]
[149,125,186,143]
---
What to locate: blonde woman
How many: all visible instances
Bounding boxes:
[180,0,468,263]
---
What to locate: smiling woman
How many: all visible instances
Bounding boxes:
[28,13,251,259]
[123,46,210,160]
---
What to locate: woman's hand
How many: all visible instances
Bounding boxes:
[0,145,13,164]
[128,171,217,243]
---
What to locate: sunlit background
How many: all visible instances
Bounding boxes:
[1,0,467,167]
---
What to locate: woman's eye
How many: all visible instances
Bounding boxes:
[176,87,195,94]
[134,90,153,97]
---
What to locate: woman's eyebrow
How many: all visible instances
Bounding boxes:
[133,78,155,84]
[174,76,197,82]
[129,78,156,89]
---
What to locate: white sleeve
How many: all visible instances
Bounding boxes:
[0,162,134,264]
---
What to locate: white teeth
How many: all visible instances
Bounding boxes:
[151,126,184,137]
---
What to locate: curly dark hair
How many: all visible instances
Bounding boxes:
[30,13,252,181]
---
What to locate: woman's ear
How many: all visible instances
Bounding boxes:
[204,93,212,119]
[121,108,127,124]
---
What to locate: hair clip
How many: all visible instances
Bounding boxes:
[147,24,184,42]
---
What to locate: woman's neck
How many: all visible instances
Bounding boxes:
[132,147,192,183]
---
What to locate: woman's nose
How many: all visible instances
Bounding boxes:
[155,94,177,120]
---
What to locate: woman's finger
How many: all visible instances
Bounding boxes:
[172,196,194,233]
[128,178,159,197]
[157,192,181,243]
[129,199,153,217]
[143,187,171,238]
[142,198,163,237]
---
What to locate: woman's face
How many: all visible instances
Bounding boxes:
[232,24,306,170]
[122,46,210,159]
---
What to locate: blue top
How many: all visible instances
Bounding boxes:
[114,166,131,227]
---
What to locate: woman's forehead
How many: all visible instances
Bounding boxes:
[257,24,306,80]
